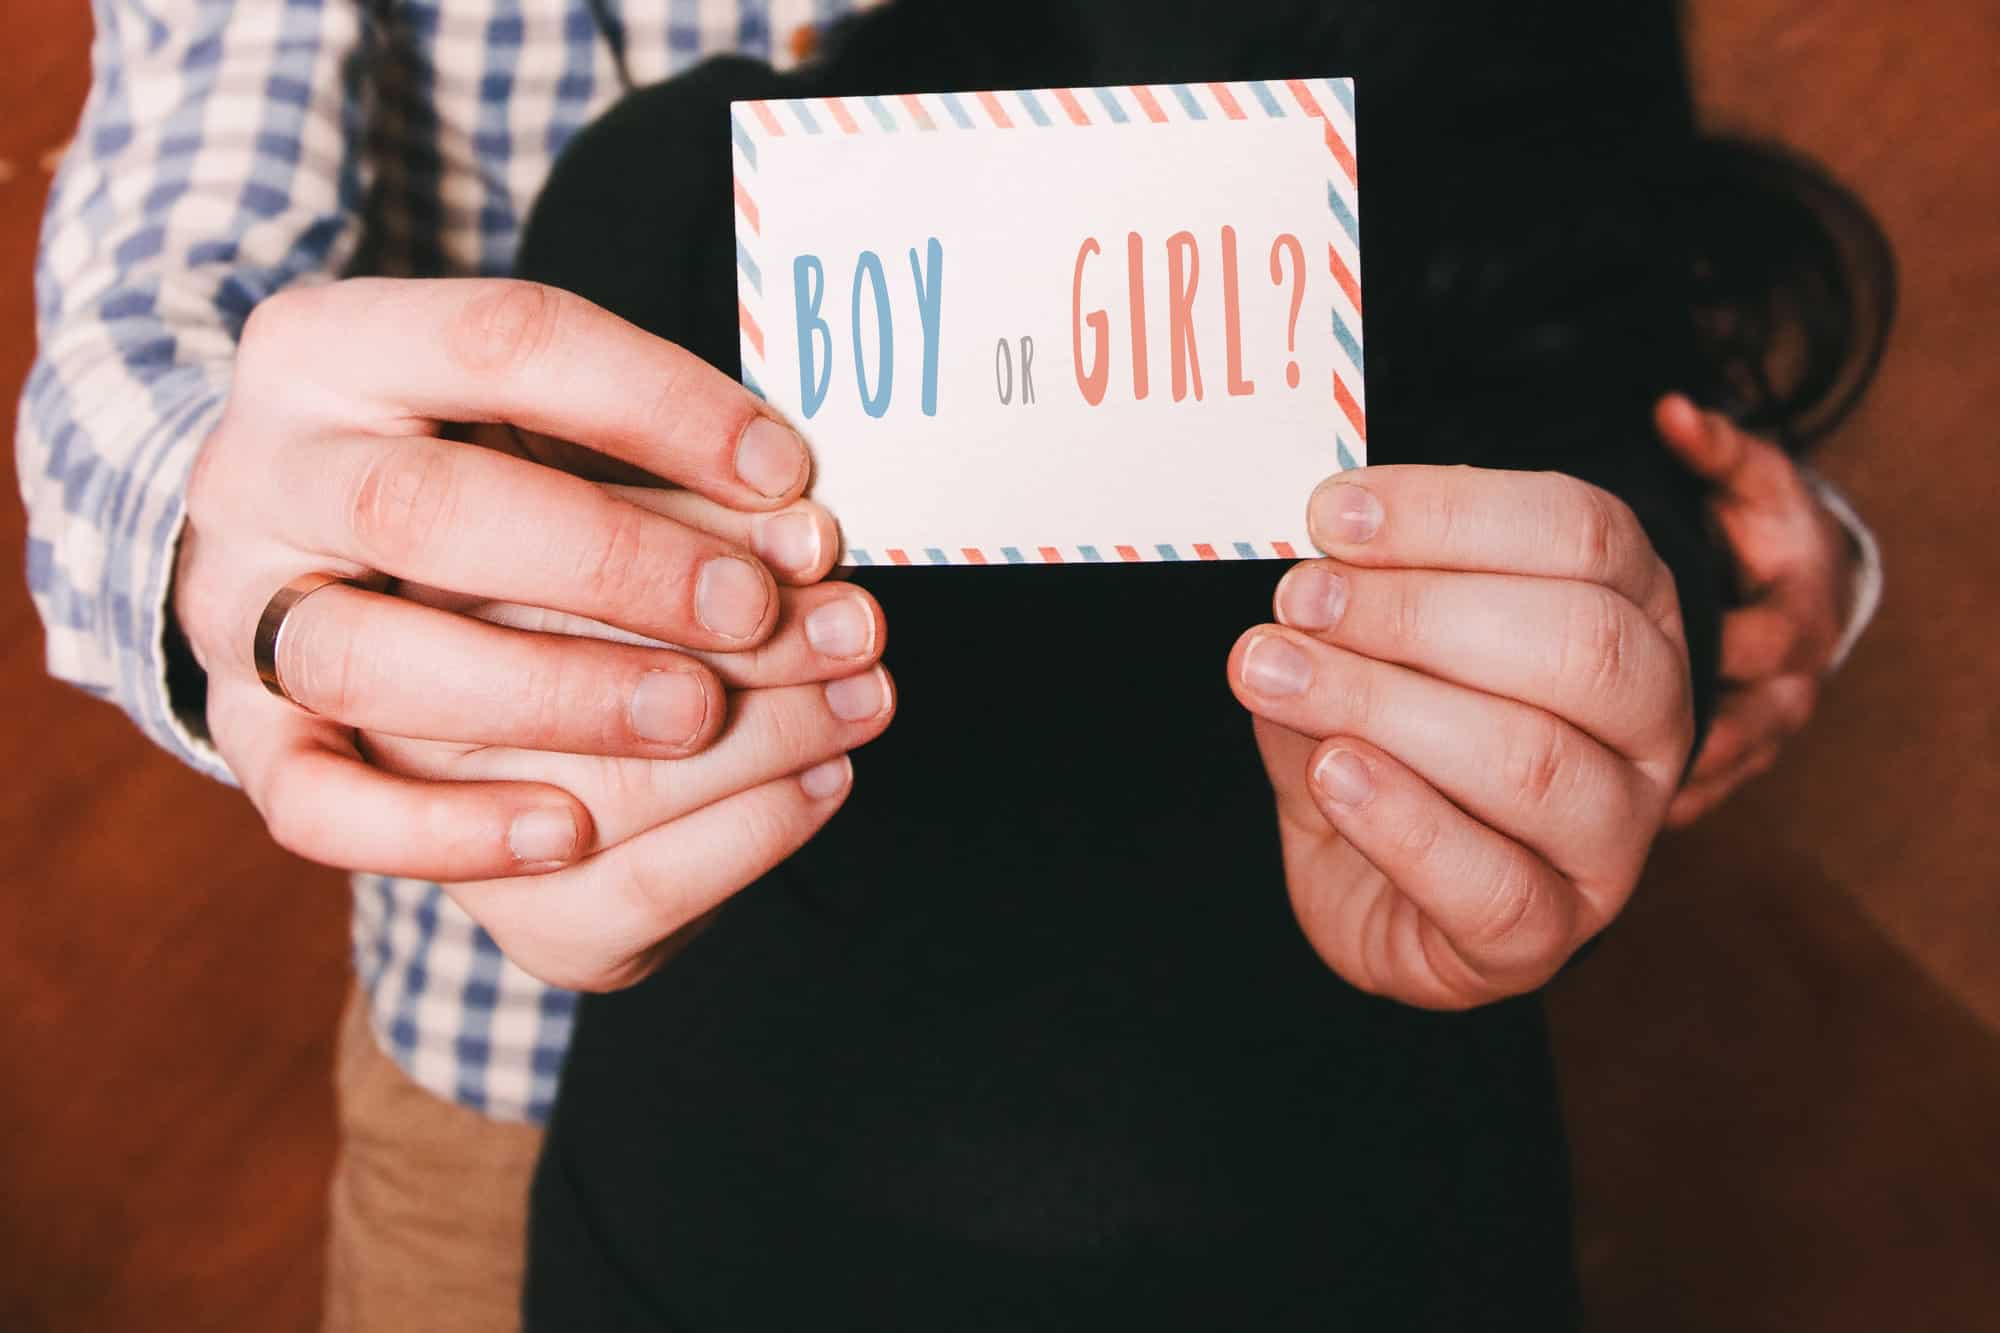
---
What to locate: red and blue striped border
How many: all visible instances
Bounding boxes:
[846,541,1305,567]
[733,79,1362,567]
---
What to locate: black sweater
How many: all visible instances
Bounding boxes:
[519,6,1722,1328]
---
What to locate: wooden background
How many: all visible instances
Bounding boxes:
[3,1,1996,1328]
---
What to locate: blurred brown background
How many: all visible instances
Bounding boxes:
[2,1,1995,1329]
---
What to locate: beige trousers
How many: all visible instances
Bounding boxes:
[323,990,545,1333]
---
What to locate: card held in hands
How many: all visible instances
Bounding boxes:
[731,80,1364,567]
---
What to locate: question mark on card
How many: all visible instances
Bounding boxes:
[1269,233,1306,390]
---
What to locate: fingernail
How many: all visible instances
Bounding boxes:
[1314,748,1376,811]
[825,668,888,722]
[1316,482,1382,545]
[630,669,708,745]
[1277,565,1348,631]
[508,808,579,865]
[735,418,808,498]
[754,510,822,576]
[800,755,852,799]
[695,556,769,639]
[1243,635,1312,697]
[805,597,873,659]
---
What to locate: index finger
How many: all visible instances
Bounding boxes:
[1307,465,1676,622]
[244,278,808,509]
[1654,393,1746,484]
[1653,394,1791,509]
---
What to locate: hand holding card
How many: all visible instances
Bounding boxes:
[736,77,1696,1010]
[1229,467,1698,1010]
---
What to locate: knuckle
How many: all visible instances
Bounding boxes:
[347,445,459,565]
[618,854,696,939]
[1649,557,1687,641]
[1459,865,1579,988]
[1603,489,1644,546]
[570,499,658,606]
[1324,679,1369,737]
[764,695,823,765]
[723,633,784,683]
[448,280,564,376]
[1418,484,1462,554]
[1393,812,1445,865]
[1502,717,1573,812]
[738,794,803,857]
[1342,933,1391,999]
[1571,482,1625,580]
[1379,577,1428,652]
[1669,643,1697,733]
[511,655,582,749]
[633,345,705,448]
[524,649,627,751]
[1550,475,1638,583]
[233,287,336,419]
[574,753,662,825]
[237,285,320,366]
[183,424,236,528]
[1468,866,1546,960]
[1412,919,1490,1010]
[632,754,691,812]
[1560,588,1633,699]
[598,753,658,810]
[1313,653,1374,732]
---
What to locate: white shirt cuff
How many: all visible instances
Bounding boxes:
[1803,469,1884,671]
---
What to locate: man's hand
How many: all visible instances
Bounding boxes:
[1228,467,1695,1009]
[1652,394,1860,826]
[177,277,869,889]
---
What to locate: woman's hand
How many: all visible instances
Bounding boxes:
[176,277,831,883]
[1228,466,1695,1009]
[362,490,896,991]
[1653,395,1859,826]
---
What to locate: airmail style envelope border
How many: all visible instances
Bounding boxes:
[731,78,1364,569]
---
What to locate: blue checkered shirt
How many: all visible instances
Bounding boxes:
[18,0,868,1124]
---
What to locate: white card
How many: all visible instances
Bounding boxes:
[732,80,1364,567]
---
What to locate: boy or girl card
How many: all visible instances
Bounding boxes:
[732,79,1363,566]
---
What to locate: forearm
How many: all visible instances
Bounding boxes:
[17,0,367,778]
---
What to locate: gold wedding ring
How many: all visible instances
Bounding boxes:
[253,571,360,708]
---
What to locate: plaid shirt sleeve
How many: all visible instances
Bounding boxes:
[16,0,369,782]
[17,0,871,1128]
